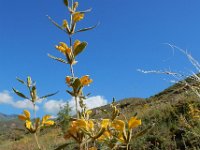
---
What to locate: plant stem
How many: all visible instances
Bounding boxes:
[33,103,36,119]
[70,64,75,77]
[126,144,129,150]
[34,132,41,150]
[68,26,79,118]
[32,100,41,150]
[75,96,79,118]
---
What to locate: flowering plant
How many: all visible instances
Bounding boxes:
[13,76,57,149]
[47,0,143,149]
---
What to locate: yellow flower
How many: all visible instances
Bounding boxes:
[128,117,141,129]
[65,76,72,85]
[118,132,125,143]
[42,115,54,126]
[76,119,88,129]
[65,119,89,140]
[25,120,32,130]
[75,119,95,131]
[88,147,97,150]
[67,121,79,135]
[55,42,71,55]
[112,120,125,132]
[80,75,93,86]
[18,110,30,121]
[62,19,68,28]
[73,40,81,50]
[73,12,84,22]
[44,120,54,126]
[98,130,111,141]
[101,119,110,129]
[66,119,94,138]
[88,120,94,131]
[189,104,200,119]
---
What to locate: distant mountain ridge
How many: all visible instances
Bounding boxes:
[0,112,18,121]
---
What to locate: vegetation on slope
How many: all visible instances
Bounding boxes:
[0,75,200,149]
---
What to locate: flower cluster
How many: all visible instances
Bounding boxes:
[189,104,200,120]
[18,110,54,133]
[63,102,141,149]
[55,40,87,65]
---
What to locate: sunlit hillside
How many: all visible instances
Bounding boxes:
[1,75,200,150]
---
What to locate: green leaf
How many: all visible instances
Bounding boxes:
[48,54,68,64]
[39,91,58,99]
[63,0,69,7]
[75,22,99,33]
[74,42,87,57]
[12,88,29,99]
[16,77,26,85]
[72,78,82,93]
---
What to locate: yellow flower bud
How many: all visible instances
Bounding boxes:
[68,121,79,135]
[73,2,79,10]
[42,115,54,126]
[42,115,51,123]
[55,42,71,55]
[62,19,68,28]
[43,120,54,126]
[25,120,32,130]
[59,42,68,49]
[128,117,141,129]
[24,110,30,120]
[88,147,97,150]
[66,76,71,85]
[80,75,93,86]
[118,132,125,143]
[73,12,84,22]
[18,110,31,121]
[98,130,111,141]
[88,120,94,131]
[101,119,110,129]
[76,119,87,129]
[18,115,27,121]
[112,120,125,131]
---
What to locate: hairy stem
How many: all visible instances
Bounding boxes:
[34,133,41,150]
[75,96,79,118]
[68,18,80,118]
[126,144,129,150]
[33,103,36,119]
[70,64,75,77]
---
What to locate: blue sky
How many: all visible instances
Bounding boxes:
[1,0,200,116]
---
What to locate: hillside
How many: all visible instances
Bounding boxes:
[0,77,200,149]
[0,113,18,121]
[0,113,23,129]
